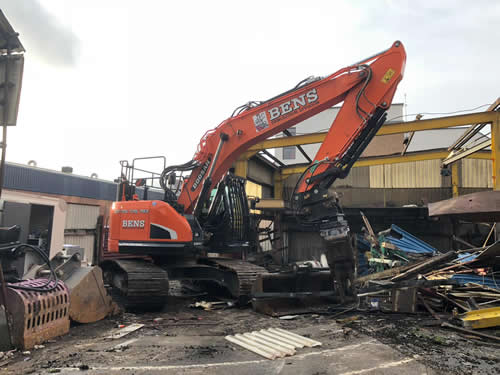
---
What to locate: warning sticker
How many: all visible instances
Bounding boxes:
[253,111,269,132]
[381,68,395,84]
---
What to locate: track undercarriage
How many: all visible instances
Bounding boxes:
[101,257,269,310]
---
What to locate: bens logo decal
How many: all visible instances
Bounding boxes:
[122,220,145,228]
[253,89,319,132]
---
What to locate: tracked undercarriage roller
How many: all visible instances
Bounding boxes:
[102,259,169,310]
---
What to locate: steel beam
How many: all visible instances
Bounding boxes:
[379,112,498,135]
[448,99,499,151]
[247,112,499,152]
[280,150,492,176]
[442,139,492,166]
[273,171,284,199]
[492,114,500,190]
[451,162,459,198]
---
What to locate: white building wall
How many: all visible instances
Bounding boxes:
[1,190,67,259]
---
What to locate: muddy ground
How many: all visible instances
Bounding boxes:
[1,296,499,375]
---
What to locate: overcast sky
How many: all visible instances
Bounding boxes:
[0,0,498,181]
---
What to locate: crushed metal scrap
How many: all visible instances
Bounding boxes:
[353,215,500,338]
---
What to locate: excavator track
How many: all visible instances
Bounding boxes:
[201,258,269,299]
[102,259,169,310]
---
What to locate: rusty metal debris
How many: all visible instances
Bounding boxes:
[354,215,500,335]
[428,191,500,222]
[5,279,70,350]
[25,253,116,324]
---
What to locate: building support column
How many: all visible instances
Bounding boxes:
[492,113,500,191]
[451,162,460,198]
[234,158,248,179]
[273,171,284,200]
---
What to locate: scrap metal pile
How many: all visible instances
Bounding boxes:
[0,227,116,351]
[355,214,500,339]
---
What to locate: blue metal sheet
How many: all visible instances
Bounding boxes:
[457,252,478,263]
[451,275,500,290]
[384,224,437,255]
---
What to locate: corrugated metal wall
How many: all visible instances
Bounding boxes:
[369,160,442,188]
[248,159,273,186]
[288,231,325,262]
[65,204,100,229]
[332,166,370,188]
[64,204,100,264]
[63,235,95,263]
[461,159,493,188]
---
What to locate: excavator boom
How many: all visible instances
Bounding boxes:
[169,41,406,214]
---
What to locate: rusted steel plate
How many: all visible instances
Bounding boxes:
[5,279,70,349]
[428,191,500,222]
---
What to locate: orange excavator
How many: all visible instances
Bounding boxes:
[102,41,406,309]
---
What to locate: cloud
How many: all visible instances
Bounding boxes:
[0,0,79,66]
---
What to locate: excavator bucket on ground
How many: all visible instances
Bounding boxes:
[63,265,116,323]
[24,253,116,323]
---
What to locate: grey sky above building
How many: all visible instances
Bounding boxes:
[0,0,497,180]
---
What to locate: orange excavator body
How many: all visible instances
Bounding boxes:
[108,200,193,253]
[108,41,406,255]
[103,42,407,308]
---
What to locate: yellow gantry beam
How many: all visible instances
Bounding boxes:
[243,111,500,190]
[247,112,499,152]
[492,114,500,191]
[280,150,491,176]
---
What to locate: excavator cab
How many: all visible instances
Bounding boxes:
[111,157,255,257]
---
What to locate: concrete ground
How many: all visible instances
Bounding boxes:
[1,299,443,375]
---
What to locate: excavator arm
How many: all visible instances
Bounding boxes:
[106,41,406,307]
[163,41,406,219]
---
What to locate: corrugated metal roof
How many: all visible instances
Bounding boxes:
[4,162,117,200]
[406,128,489,153]
[0,10,25,52]
[3,162,165,201]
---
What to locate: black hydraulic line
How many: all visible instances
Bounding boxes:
[193,132,228,219]
[0,244,59,292]
[0,262,12,346]
[307,108,387,190]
